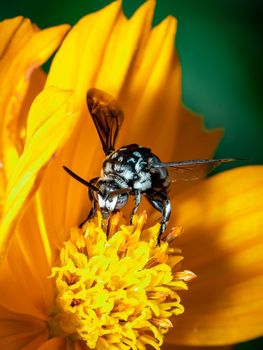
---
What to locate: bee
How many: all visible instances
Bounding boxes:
[63,88,235,245]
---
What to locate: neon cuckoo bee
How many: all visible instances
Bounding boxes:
[63,88,235,245]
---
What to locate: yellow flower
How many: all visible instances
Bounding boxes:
[50,212,191,350]
[0,1,262,350]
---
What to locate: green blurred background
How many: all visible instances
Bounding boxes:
[0,0,262,348]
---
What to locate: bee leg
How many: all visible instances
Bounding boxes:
[145,191,171,246]
[130,190,141,224]
[79,199,97,228]
[79,177,99,228]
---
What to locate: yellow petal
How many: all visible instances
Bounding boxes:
[173,105,223,160]
[0,17,23,53]
[163,345,233,350]
[17,68,47,154]
[170,105,223,194]
[95,0,155,96]
[38,337,66,350]
[0,17,69,182]
[0,305,48,349]
[0,56,46,218]
[0,165,4,217]
[46,0,122,106]
[74,340,86,350]
[0,195,54,319]
[0,87,77,260]
[119,15,181,159]
[166,165,263,345]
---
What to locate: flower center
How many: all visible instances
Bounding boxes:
[50,212,194,349]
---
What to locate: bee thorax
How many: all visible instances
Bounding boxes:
[102,145,168,194]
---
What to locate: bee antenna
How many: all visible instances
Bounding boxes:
[63,166,102,194]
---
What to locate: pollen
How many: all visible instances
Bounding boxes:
[51,212,193,350]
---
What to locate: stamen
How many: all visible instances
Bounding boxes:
[50,212,193,350]
[174,270,197,282]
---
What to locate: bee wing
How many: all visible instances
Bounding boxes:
[152,158,236,182]
[87,88,124,155]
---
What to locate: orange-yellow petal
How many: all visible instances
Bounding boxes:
[38,337,66,350]
[119,15,181,159]
[0,87,77,260]
[95,0,155,97]
[170,105,223,194]
[166,165,263,345]
[17,68,47,153]
[0,165,4,217]
[0,305,48,350]
[46,0,122,106]
[0,17,69,182]
[0,196,54,319]
[164,345,233,350]
[173,105,223,161]
[74,341,87,350]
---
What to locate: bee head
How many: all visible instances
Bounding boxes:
[95,178,130,218]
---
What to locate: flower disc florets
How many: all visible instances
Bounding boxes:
[51,212,194,350]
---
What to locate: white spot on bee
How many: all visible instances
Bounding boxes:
[134,180,151,191]
[121,168,134,180]
[135,158,145,173]
[118,156,123,162]
[134,172,151,191]
[104,162,112,174]
[127,158,136,163]
[133,151,141,158]
[114,163,123,171]
[111,152,118,159]
[166,201,171,213]
[106,195,118,211]
[98,194,106,208]
[98,193,118,212]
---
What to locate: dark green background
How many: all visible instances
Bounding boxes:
[1,1,262,348]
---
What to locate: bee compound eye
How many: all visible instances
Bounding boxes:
[115,193,128,210]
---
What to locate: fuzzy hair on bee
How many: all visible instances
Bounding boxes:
[63,88,236,245]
